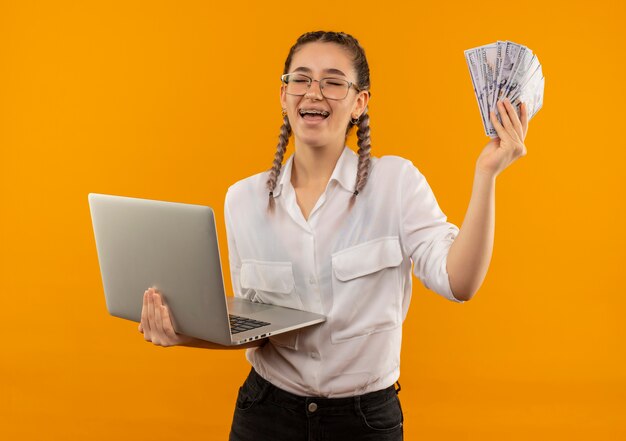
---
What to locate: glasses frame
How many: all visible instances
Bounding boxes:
[280,72,361,100]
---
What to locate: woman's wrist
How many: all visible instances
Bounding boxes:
[474,163,498,183]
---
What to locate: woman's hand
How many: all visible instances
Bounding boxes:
[476,97,529,178]
[138,287,194,347]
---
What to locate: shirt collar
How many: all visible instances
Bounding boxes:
[271,146,358,198]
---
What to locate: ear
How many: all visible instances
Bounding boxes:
[353,90,370,117]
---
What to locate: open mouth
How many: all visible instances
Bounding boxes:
[299,109,330,121]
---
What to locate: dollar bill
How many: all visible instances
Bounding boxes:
[477,43,499,137]
[464,48,488,134]
[491,41,507,115]
[504,47,534,101]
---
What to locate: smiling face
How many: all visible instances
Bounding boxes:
[280,41,369,151]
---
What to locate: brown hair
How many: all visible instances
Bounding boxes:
[266,30,372,211]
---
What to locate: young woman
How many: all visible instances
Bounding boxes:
[138,31,529,440]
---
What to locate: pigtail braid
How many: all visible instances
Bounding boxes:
[351,111,371,203]
[266,114,292,211]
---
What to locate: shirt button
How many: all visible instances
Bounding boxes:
[308,402,318,413]
[309,276,316,285]
[310,352,319,359]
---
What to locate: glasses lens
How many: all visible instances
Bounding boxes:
[284,74,310,95]
[320,78,350,100]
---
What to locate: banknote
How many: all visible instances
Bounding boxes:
[493,41,522,115]
[464,48,488,135]
[477,43,499,137]
[491,41,507,113]
[465,40,544,137]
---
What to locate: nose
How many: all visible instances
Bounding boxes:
[304,79,324,100]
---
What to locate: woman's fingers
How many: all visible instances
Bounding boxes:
[520,102,529,140]
[140,290,151,339]
[140,287,180,347]
[502,98,523,140]
[159,298,179,342]
[148,288,157,337]
[496,99,517,140]
[152,292,167,344]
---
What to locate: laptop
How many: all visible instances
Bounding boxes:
[88,192,326,346]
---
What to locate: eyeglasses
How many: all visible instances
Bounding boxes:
[280,73,361,100]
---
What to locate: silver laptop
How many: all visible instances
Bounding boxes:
[88,192,326,345]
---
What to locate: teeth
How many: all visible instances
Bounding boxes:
[299,109,329,116]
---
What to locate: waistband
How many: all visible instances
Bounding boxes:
[246,367,401,412]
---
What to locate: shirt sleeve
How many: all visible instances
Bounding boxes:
[398,160,465,303]
[224,187,248,300]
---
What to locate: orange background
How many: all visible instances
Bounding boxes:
[1,0,625,439]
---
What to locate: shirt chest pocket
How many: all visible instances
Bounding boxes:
[330,236,404,344]
[240,260,303,310]
[239,260,302,350]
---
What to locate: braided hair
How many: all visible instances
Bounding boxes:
[267,30,372,211]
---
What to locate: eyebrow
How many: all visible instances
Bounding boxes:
[292,66,347,77]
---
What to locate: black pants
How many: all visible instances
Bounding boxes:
[229,367,404,441]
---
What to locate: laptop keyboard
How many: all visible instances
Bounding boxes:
[229,314,271,334]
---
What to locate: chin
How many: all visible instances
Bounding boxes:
[296,134,330,149]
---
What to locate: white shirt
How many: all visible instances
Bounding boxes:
[224,146,465,398]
